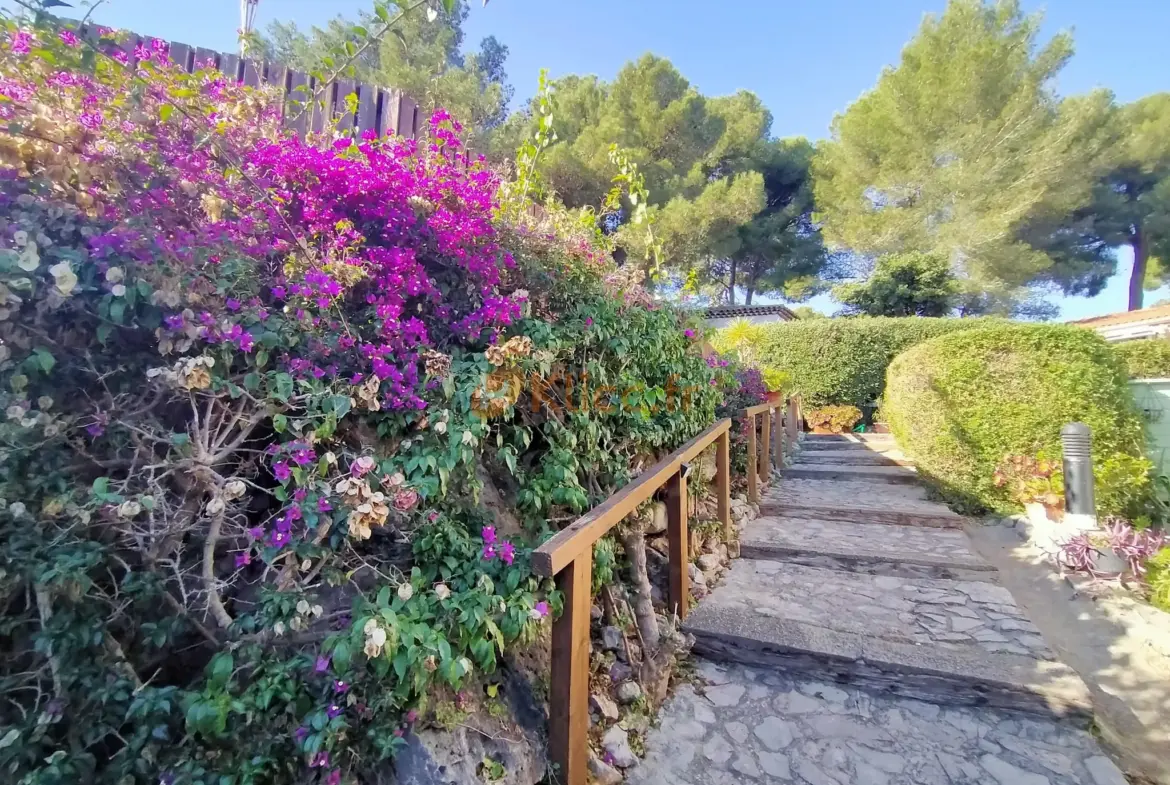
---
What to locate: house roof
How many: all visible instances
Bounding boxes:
[1071,304,1170,329]
[703,304,797,321]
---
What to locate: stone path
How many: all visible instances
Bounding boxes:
[629,433,1129,785]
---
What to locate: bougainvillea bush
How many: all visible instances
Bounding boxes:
[0,15,726,785]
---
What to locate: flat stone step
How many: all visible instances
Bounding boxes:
[796,451,915,467]
[683,560,1092,720]
[782,464,920,484]
[800,440,900,452]
[740,515,996,580]
[762,479,964,528]
[804,432,896,443]
[764,502,964,529]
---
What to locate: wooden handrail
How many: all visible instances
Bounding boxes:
[534,418,732,785]
[532,418,732,579]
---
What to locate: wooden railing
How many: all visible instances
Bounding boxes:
[743,394,801,503]
[531,419,732,785]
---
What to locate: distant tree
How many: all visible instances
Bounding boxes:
[791,306,827,319]
[833,252,957,316]
[493,56,834,301]
[1024,94,1170,310]
[812,0,1112,306]
[730,139,831,305]
[257,1,512,139]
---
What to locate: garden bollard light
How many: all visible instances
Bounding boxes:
[1060,422,1095,517]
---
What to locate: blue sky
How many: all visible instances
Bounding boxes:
[40,0,1170,319]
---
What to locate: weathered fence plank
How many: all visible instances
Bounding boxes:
[64,23,423,140]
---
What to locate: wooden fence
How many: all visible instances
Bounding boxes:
[531,396,798,784]
[75,23,424,140]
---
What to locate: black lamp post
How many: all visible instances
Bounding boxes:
[1060,422,1095,517]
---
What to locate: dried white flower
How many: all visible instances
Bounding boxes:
[397,583,414,602]
[223,479,247,499]
[434,583,451,601]
[117,500,142,518]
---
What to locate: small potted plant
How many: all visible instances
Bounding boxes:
[760,366,791,404]
[993,453,1101,557]
[805,404,862,435]
[993,454,1064,524]
[1058,518,1165,579]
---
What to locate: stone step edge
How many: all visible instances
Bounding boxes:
[800,441,900,452]
[737,539,998,576]
[796,454,916,467]
[761,502,964,529]
[781,467,920,485]
[683,608,1093,723]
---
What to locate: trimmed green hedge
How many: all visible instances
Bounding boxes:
[885,323,1150,516]
[753,317,1000,408]
[1114,338,1170,379]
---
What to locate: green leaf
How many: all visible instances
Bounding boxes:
[332,639,352,674]
[92,477,109,496]
[30,348,55,374]
[170,433,190,447]
[109,298,126,324]
[160,104,174,122]
[272,414,288,433]
[206,652,233,691]
[442,0,456,13]
[243,373,260,391]
[330,395,352,419]
[273,373,294,403]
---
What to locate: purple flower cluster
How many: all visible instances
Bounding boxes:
[480,526,516,565]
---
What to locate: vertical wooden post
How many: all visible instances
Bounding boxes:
[550,555,592,785]
[761,412,771,486]
[747,414,758,503]
[716,430,732,541]
[666,469,690,619]
[787,396,800,446]
[772,406,782,470]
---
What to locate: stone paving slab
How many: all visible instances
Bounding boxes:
[627,662,1123,785]
[740,516,996,578]
[690,560,1054,659]
[783,464,921,484]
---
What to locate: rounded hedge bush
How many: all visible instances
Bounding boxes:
[885,323,1150,516]
[1114,338,1170,379]
[754,316,1000,409]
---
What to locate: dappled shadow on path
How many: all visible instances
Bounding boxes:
[967,523,1170,784]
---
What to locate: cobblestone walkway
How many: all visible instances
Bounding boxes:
[631,434,1127,785]
[629,663,1125,785]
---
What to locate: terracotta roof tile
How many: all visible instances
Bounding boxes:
[1070,303,1170,329]
[703,304,797,320]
